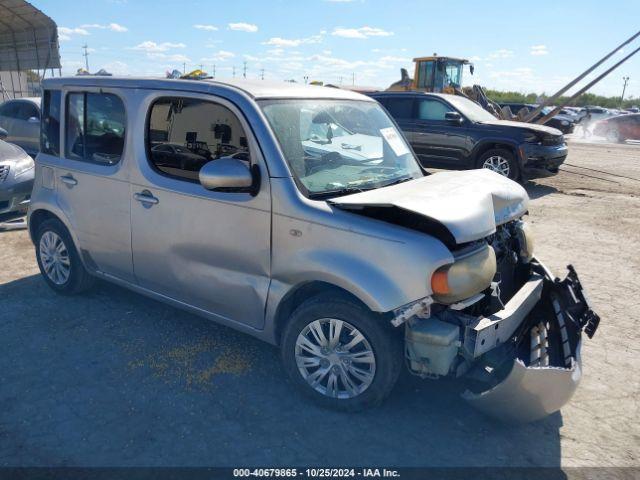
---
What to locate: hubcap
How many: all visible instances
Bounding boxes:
[39,231,71,285]
[482,155,511,177]
[295,318,376,399]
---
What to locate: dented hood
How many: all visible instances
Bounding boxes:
[330,169,529,244]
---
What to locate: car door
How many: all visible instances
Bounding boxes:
[130,94,271,329]
[54,88,134,282]
[407,97,471,169]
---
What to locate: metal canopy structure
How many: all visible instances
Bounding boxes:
[0,0,60,73]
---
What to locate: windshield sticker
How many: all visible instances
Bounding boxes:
[380,127,409,157]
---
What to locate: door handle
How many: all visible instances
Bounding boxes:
[60,174,78,186]
[134,190,159,205]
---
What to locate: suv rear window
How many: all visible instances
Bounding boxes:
[41,90,61,155]
[65,92,125,165]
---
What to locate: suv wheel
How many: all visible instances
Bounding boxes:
[35,218,94,294]
[478,148,519,180]
[281,293,402,411]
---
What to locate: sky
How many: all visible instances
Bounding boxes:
[31,0,640,99]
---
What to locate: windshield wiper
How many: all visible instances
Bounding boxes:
[308,186,367,200]
[379,176,414,188]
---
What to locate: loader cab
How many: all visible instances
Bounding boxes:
[413,56,472,94]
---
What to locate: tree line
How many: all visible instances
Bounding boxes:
[486,89,638,109]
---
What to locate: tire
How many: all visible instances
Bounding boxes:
[477,148,519,180]
[35,218,95,294]
[606,129,624,144]
[281,293,403,411]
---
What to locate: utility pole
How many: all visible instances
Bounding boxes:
[621,76,630,106]
[233,66,236,78]
[82,44,90,71]
[260,68,264,80]
[243,61,247,79]
[352,72,355,86]
[183,62,186,74]
[303,75,309,84]
[212,65,216,79]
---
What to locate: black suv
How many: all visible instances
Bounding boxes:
[369,92,567,181]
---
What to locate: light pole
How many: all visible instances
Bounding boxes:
[621,76,630,107]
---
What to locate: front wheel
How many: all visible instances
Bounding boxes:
[477,148,519,180]
[281,293,402,411]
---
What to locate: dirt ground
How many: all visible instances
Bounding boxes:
[0,140,638,468]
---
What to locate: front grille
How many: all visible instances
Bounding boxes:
[543,135,564,146]
[0,165,9,182]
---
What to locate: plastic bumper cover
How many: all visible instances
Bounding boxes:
[462,262,600,423]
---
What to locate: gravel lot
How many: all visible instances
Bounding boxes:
[0,140,638,468]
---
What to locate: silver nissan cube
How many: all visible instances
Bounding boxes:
[28,77,600,422]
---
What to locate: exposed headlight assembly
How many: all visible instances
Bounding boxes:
[431,244,497,304]
[13,155,34,177]
[515,220,535,262]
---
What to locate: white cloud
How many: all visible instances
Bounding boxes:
[228,22,258,33]
[263,34,322,48]
[58,26,89,41]
[129,41,186,52]
[331,26,393,39]
[194,24,218,31]
[530,45,549,56]
[488,48,514,59]
[201,50,235,62]
[109,23,128,32]
[79,23,128,32]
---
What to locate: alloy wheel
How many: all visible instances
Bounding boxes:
[295,318,376,399]
[482,155,511,177]
[39,231,71,285]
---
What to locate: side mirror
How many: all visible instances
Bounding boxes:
[199,157,256,193]
[0,127,7,140]
[445,111,463,124]
[27,116,39,124]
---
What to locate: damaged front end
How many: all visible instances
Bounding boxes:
[400,223,600,423]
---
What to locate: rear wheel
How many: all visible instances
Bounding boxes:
[35,218,94,294]
[606,129,624,144]
[281,293,402,411]
[478,148,519,180]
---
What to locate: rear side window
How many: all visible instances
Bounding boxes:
[147,97,250,182]
[41,90,61,155]
[0,101,20,118]
[383,97,414,120]
[65,92,125,165]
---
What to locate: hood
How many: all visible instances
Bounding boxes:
[478,119,562,136]
[329,169,529,245]
[0,140,30,162]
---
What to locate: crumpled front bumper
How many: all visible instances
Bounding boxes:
[461,261,600,423]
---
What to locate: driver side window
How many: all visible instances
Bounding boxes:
[416,99,451,121]
[147,97,250,183]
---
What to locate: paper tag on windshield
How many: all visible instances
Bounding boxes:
[380,127,409,157]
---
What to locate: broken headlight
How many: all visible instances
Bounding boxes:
[431,244,497,304]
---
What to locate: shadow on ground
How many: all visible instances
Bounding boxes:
[525,182,559,200]
[0,275,563,467]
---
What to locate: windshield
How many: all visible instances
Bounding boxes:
[260,99,423,198]
[445,95,497,123]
